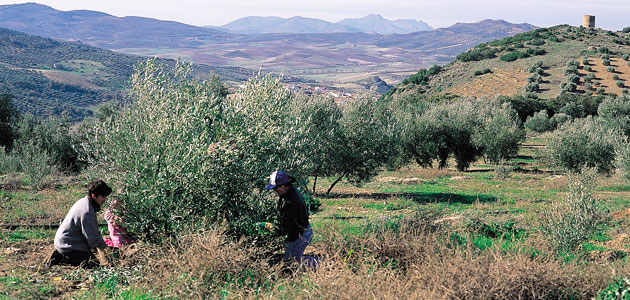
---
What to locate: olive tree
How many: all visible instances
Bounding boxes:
[0,93,18,151]
[288,94,342,194]
[473,100,525,164]
[598,95,630,136]
[417,99,483,170]
[546,116,620,174]
[324,93,399,194]
[525,110,556,133]
[83,59,316,239]
[403,98,523,171]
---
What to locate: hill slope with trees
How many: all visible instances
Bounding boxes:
[0,27,252,119]
[389,25,630,100]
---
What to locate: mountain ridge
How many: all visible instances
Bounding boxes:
[219,16,363,34]
[0,2,234,48]
[337,14,432,35]
[220,14,432,35]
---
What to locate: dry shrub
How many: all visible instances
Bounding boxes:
[293,216,604,299]
[119,225,281,298]
[278,248,603,300]
[410,247,597,299]
[543,169,603,253]
[116,216,617,299]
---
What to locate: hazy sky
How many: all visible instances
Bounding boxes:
[1,0,629,30]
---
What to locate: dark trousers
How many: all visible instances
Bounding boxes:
[50,249,99,269]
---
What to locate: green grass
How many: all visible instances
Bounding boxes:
[509,157,537,163]
[597,184,630,192]
[0,192,45,223]
[0,229,54,242]
[0,275,56,299]
[57,59,106,74]
[360,199,414,211]
[5,135,630,297]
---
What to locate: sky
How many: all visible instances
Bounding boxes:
[1,0,629,30]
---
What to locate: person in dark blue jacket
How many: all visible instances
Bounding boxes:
[265,170,317,267]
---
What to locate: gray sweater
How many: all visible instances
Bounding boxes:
[54,196,107,253]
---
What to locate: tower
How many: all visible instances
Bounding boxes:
[583,15,595,28]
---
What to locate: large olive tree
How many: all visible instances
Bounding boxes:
[83,59,317,239]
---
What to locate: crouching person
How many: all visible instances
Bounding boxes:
[104,196,134,248]
[265,170,318,267]
[50,180,112,268]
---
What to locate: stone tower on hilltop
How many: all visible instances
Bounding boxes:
[583,15,595,28]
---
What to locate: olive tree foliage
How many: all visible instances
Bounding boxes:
[288,94,342,194]
[324,93,400,194]
[597,95,630,179]
[81,59,316,239]
[615,140,630,180]
[1,113,78,189]
[0,93,19,175]
[598,95,630,137]
[396,98,524,171]
[387,94,431,169]
[546,116,620,174]
[0,93,18,151]
[542,168,602,253]
[408,99,480,171]
[14,114,78,173]
[14,139,56,191]
[472,100,525,164]
[525,110,556,133]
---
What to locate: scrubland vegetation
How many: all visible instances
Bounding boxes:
[7,56,630,299]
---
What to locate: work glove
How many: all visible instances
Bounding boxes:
[255,222,275,233]
[96,248,111,266]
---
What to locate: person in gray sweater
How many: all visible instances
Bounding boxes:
[50,180,112,268]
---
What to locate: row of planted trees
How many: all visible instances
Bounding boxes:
[2,59,527,240]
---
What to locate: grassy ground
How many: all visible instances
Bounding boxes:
[3,135,630,298]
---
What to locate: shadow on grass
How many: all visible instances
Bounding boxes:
[324,192,497,204]
[464,169,493,173]
[513,155,535,160]
[512,166,559,174]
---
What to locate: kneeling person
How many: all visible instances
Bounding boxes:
[51,180,111,268]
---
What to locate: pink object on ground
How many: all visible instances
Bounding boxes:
[104,237,115,247]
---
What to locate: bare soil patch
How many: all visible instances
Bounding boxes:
[447,67,528,98]
[579,57,630,95]
[38,70,105,91]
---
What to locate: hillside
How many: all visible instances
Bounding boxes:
[0,3,234,48]
[127,19,537,92]
[0,27,252,120]
[0,3,537,91]
[390,25,630,100]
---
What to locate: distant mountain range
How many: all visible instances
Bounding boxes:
[215,14,432,35]
[0,3,533,55]
[0,2,540,114]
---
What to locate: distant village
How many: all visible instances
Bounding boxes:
[229,83,357,104]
